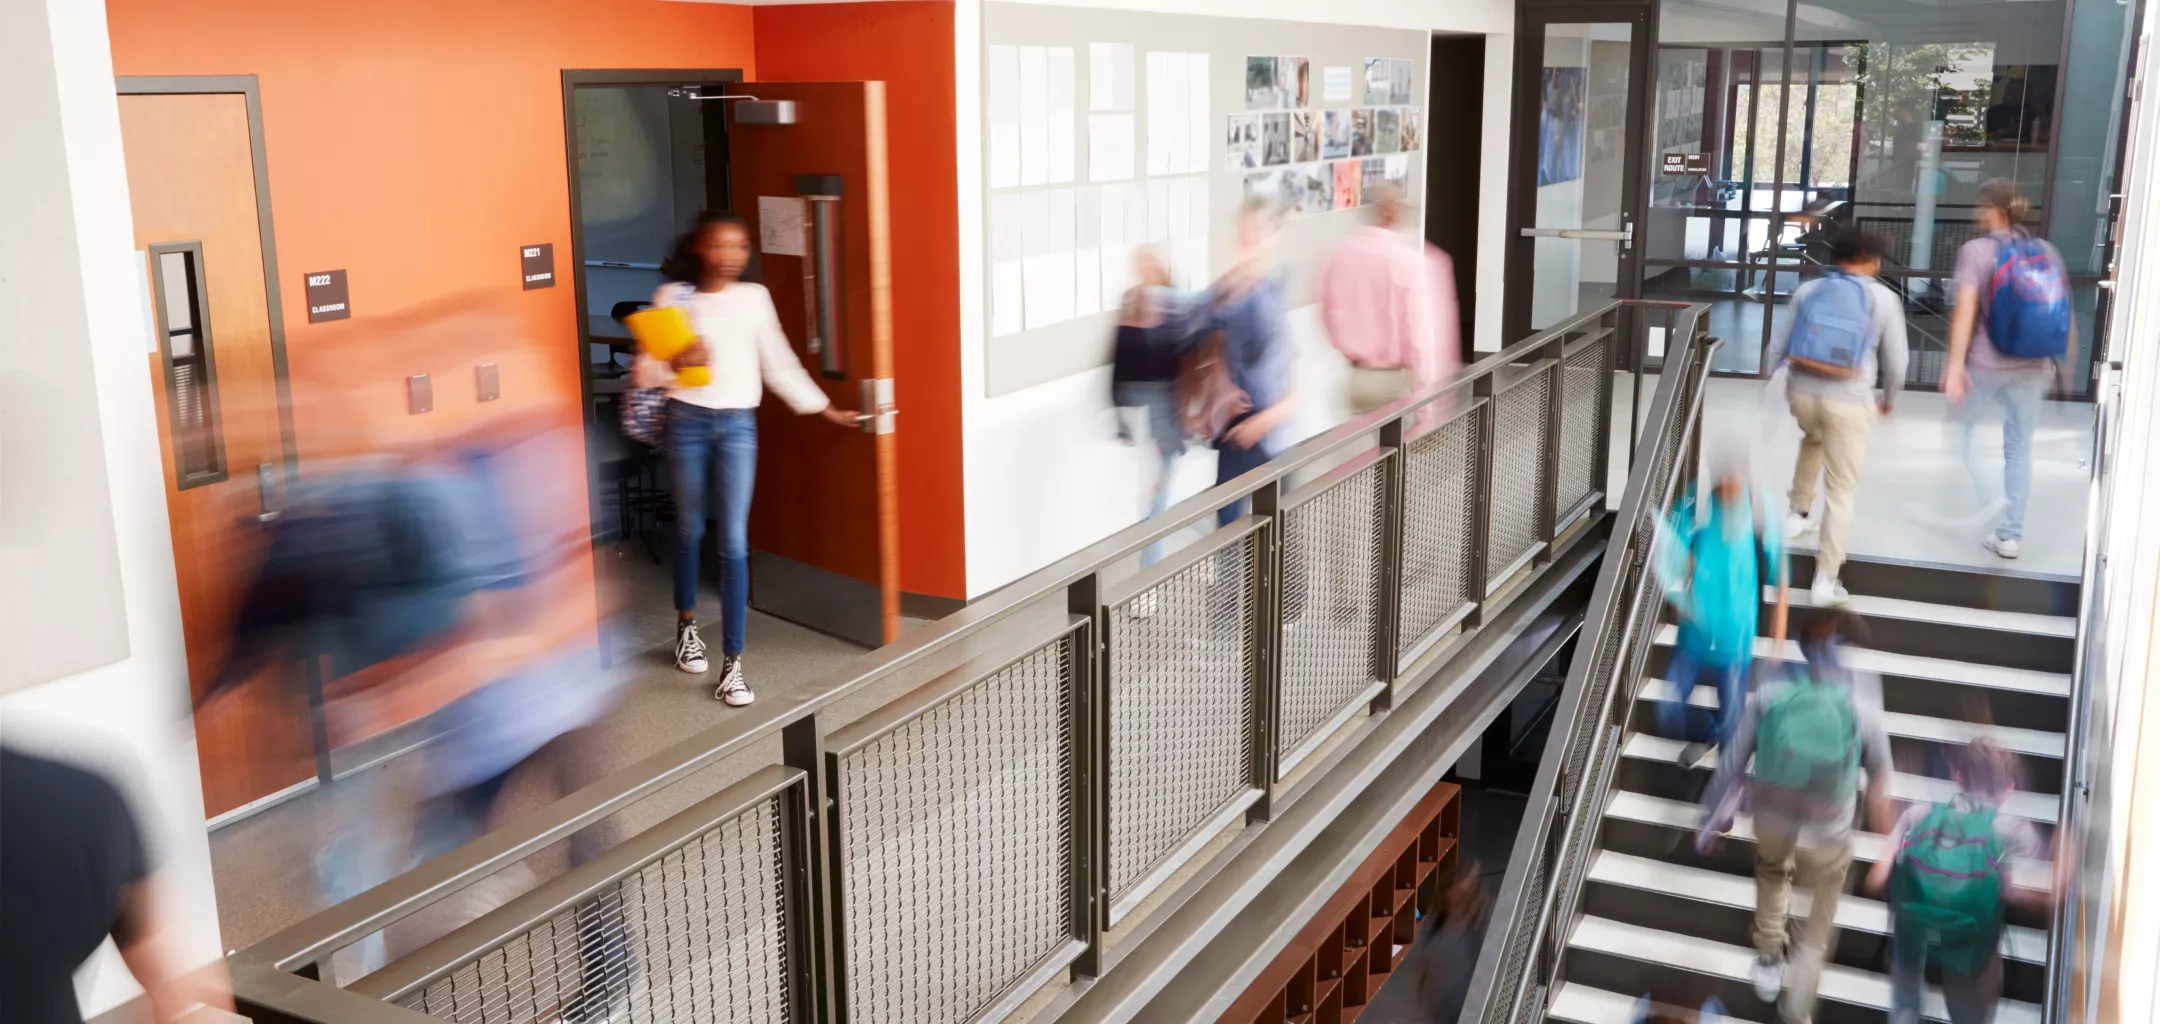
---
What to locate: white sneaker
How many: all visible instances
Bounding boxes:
[1809,575,1850,607]
[1751,956,1784,1002]
[1983,533,2021,559]
[674,621,709,674]
[1785,510,1816,542]
[715,655,755,706]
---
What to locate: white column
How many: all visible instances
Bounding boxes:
[0,0,226,1013]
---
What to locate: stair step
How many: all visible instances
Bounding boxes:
[1635,679,2066,758]
[1547,982,1657,1024]
[1651,628,2071,698]
[1618,732,2061,824]
[1771,586,2075,639]
[1784,551,2079,618]
[1601,789,2053,888]
[1587,850,2048,964]
[1566,916,2041,1024]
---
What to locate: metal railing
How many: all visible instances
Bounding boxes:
[225,300,1679,1024]
[1458,310,1718,1024]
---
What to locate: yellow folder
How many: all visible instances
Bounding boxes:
[625,305,710,388]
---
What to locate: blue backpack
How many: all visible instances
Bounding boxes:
[1987,233,2071,359]
[1786,273,1872,379]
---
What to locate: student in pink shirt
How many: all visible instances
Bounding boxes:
[1316,183,1463,418]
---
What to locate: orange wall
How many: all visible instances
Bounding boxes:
[753,2,966,600]
[107,0,765,629]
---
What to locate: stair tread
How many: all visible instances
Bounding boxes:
[1602,789,2054,887]
[1621,732,2061,823]
[1637,679,2067,757]
[1568,916,2041,1024]
[1653,626,2072,697]
[1767,586,2076,638]
[1588,850,2049,963]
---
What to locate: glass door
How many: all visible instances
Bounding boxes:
[1503,4,1655,344]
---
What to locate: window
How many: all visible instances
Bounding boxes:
[150,243,225,487]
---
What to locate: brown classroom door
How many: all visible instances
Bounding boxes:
[727,82,901,647]
[119,91,315,818]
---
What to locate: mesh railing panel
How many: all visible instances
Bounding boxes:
[1107,536,1259,905]
[1556,339,1608,519]
[397,798,790,1024]
[1398,413,1481,659]
[837,635,1076,1024]
[1488,372,1552,586]
[1277,459,1385,768]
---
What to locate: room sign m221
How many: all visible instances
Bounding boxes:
[304,269,350,323]
[520,243,556,290]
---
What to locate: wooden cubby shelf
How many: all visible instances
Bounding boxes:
[1217,780,1462,1024]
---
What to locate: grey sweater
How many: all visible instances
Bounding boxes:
[1766,274,1910,410]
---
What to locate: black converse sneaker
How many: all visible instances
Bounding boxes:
[715,654,755,706]
[674,620,709,674]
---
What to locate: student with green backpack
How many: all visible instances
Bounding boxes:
[1866,739,2047,1024]
[1697,611,1892,1024]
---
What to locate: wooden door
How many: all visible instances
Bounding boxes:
[119,92,314,818]
[728,82,900,647]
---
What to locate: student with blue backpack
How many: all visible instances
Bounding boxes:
[1865,739,2047,1024]
[1945,179,2072,561]
[1766,228,1908,607]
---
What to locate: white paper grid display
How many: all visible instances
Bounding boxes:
[1019,47,1049,185]
[988,46,1021,188]
[1090,114,1135,182]
[1048,47,1076,184]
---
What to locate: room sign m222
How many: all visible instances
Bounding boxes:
[520,243,556,290]
[304,269,350,323]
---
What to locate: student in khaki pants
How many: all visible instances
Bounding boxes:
[1766,229,1908,606]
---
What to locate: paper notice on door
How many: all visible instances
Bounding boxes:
[757,197,807,257]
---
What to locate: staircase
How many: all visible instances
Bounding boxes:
[1546,553,2077,1024]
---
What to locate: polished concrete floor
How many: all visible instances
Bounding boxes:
[205,550,869,957]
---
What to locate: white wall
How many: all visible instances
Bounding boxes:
[0,0,225,1011]
[958,0,1516,597]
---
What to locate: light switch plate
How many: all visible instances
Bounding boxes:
[476,363,500,402]
[408,374,433,414]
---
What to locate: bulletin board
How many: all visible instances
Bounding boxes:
[982,3,1431,397]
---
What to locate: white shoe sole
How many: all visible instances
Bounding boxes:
[717,688,755,706]
[677,657,708,674]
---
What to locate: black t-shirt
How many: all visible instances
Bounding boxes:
[0,747,151,1024]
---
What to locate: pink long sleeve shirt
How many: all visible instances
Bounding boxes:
[1317,226,1463,394]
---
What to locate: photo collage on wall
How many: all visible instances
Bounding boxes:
[1231,55,1418,219]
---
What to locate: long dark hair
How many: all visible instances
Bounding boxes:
[660,211,763,285]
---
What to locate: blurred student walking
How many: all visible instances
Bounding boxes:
[1317,182,1461,417]
[1110,248,1201,564]
[1868,739,2048,1024]
[1768,227,1907,605]
[1651,454,1788,769]
[1208,198,1299,527]
[1944,179,2072,560]
[1699,611,1893,1024]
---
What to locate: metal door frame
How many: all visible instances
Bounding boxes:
[114,75,326,825]
[1500,0,1660,347]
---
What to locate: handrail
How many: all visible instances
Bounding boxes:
[1457,307,1716,1024]
[2045,357,2119,1024]
[226,299,1670,1024]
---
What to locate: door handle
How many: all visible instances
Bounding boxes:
[857,377,897,435]
[1519,223,1635,246]
[255,462,281,525]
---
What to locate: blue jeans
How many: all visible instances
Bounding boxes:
[1954,367,2048,543]
[1115,381,1185,565]
[1654,646,1751,748]
[666,402,756,654]
[1213,426,1278,528]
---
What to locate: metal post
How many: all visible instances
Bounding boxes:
[784,716,841,1024]
[1536,341,1563,563]
[1373,417,1407,711]
[1249,479,1285,821]
[1466,377,1498,627]
[1068,573,1105,978]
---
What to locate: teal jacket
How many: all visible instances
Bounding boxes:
[1652,487,1785,668]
